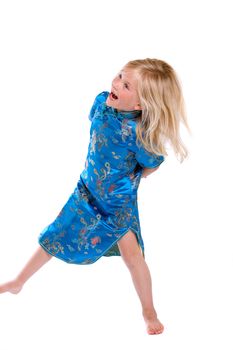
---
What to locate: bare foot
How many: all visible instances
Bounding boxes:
[0,280,23,294]
[143,309,164,335]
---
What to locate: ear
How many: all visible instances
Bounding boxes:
[134,103,142,111]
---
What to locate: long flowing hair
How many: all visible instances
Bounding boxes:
[125,58,190,162]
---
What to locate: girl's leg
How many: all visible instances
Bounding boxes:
[0,245,52,294]
[117,230,164,335]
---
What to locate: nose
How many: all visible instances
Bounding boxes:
[112,77,120,91]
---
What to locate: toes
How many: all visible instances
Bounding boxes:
[147,325,164,335]
[156,326,164,334]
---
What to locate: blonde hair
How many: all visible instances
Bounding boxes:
[125,58,190,162]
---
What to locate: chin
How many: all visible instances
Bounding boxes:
[106,97,116,108]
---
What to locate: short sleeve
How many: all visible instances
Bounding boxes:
[88,91,109,121]
[135,144,165,168]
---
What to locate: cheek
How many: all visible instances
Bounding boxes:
[120,90,130,99]
[120,93,130,106]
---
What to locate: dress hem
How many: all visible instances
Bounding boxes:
[38,227,144,265]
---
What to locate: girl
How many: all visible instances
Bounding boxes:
[0,58,189,335]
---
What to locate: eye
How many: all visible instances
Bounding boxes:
[124,82,129,89]
[118,73,122,79]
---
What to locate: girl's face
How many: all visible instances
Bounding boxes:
[106,67,141,112]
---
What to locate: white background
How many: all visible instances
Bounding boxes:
[0,0,232,349]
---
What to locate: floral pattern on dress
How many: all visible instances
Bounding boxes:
[38,92,164,264]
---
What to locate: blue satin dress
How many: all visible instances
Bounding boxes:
[38,92,164,264]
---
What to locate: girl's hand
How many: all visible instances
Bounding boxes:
[141,167,159,178]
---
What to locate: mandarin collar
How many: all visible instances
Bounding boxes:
[101,102,141,120]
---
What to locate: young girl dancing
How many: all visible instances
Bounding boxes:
[0,58,189,335]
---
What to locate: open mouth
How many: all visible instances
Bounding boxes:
[110,91,118,100]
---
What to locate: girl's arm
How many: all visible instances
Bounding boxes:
[141,167,159,178]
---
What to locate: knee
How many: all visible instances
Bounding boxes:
[123,253,142,270]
